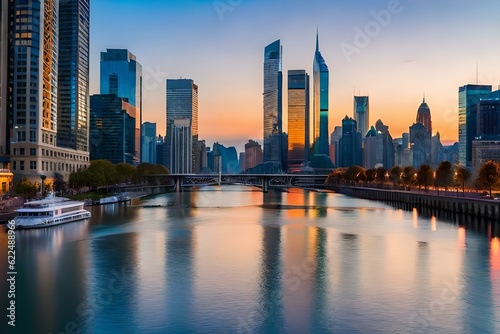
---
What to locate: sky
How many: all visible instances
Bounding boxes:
[90,0,500,153]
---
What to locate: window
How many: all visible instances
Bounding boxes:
[30,148,36,156]
[20,161,25,171]
[30,161,36,170]
[13,161,17,170]
[20,148,25,155]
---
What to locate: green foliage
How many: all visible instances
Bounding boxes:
[435,161,453,190]
[477,160,500,198]
[402,166,416,186]
[14,180,38,199]
[88,160,118,184]
[116,163,136,183]
[416,164,434,190]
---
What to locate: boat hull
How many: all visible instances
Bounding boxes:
[13,211,91,229]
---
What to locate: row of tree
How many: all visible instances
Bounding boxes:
[68,160,169,191]
[325,160,500,198]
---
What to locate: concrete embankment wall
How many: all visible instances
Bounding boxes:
[330,186,500,221]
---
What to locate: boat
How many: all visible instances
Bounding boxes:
[12,193,91,229]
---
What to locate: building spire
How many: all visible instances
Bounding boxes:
[423,91,425,103]
[316,27,319,53]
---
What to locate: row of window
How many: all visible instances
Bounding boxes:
[11,160,88,173]
[12,147,89,162]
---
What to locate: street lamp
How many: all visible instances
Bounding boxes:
[40,175,46,195]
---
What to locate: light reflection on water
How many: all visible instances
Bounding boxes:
[1,185,500,333]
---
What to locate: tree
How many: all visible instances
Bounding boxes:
[344,165,366,184]
[375,167,386,184]
[402,166,416,187]
[389,166,403,187]
[88,160,117,185]
[116,163,136,184]
[454,164,470,193]
[477,160,500,198]
[416,164,434,191]
[14,180,38,199]
[325,168,344,185]
[365,169,376,183]
[435,161,454,191]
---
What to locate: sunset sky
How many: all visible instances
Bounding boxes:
[90,0,500,152]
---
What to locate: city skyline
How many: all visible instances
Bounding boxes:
[88,0,500,151]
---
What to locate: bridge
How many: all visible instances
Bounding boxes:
[144,174,329,192]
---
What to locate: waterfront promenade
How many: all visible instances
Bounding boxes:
[329,185,500,221]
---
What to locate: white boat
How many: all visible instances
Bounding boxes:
[13,193,91,229]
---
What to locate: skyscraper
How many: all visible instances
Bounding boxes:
[287,70,310,171]
[409,122,430,169]
[263,40,283,166]
[416,97,432,136]
[141,122,157,164]
[100,49,142,162]
[57,0,90,153]
[165,79,198,173]
[458,84,492,167]
[0,0,8,168]
[338,116,362,167]
[312,31,329,155]
[7,0,90,182]
[354,96,369,138]
[171,118,192,174]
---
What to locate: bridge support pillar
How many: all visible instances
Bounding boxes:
[175,177,182,192]
[262,177,269,193]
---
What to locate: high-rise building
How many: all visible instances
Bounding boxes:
[156,135,164,166]
[263,40,283,166]
[354,96,369,138]
[57,0,90,154]
[165,79,198,172]
[416,97,432,136]
[287,70,310,171]
[375,119,394,169]
[329,126,342,167]
[0,0,8,168]
[244,140,263,171]
[338,116,362,167]
[90,94,136,164]
[409,122,430,169]
[196,140,208,173]
[7,0,90,182]
[477,90,500,140]
[458,84,492,167]
[170,118,192,174]
[100,49,142,162]
[312,31,329,155]
[141,122,156,164]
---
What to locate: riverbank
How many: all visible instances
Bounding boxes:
[328,185,500,221]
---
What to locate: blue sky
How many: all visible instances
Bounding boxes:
[90,0,500,151]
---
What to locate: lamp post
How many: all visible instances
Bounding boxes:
[40,175,46,195]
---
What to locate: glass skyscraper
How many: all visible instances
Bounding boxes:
[100,49,143,162]
[0,0,8,167]
[57,0,90,153]
[354,96,369,138]
[165,79,199,173]
[263,40,283,166]
[141,122,157,164]
[312,31,329,155]
[287,70,310,171]
[458,84,492,167]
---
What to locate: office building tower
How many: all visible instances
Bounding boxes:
[312,31,329,155]
[329,126,342,167]
[416,97,432,136]
[263,40,283,166]
[287,70,310,171]
[458,84,492,167]
[100,49,142,162]
[477,90,500,140]
[197,140,208,173]
[170,118,192,174]
[212,142,239,173]
[244,140,263,171]
[7,0,90,182]
[354,96,369,139]
[90,94,136,164]
[156,135,164,166]
[338,116,362,167]
[57,0,90,154]
[409,122,430,169]
[375,120,394,169]
[141,122,156,164]
[166,79,198,172]
[0,0,8,168]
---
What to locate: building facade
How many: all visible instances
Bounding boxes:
[263,40,283,166]
[409,122,430,169]
[287,70,310,171]
[354,96,369,138]
[338,116,362,167]
[165,79,199,172]
[90,94,135,164]
[141,122,156,164]
[458,84,492,167]
[0,0,8,168]
[244,140,263,172]
[100,49,142,162]
[6,0,90,182]
[312,31,329,155]
[57,0,90,154]
[170,118,192,174]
